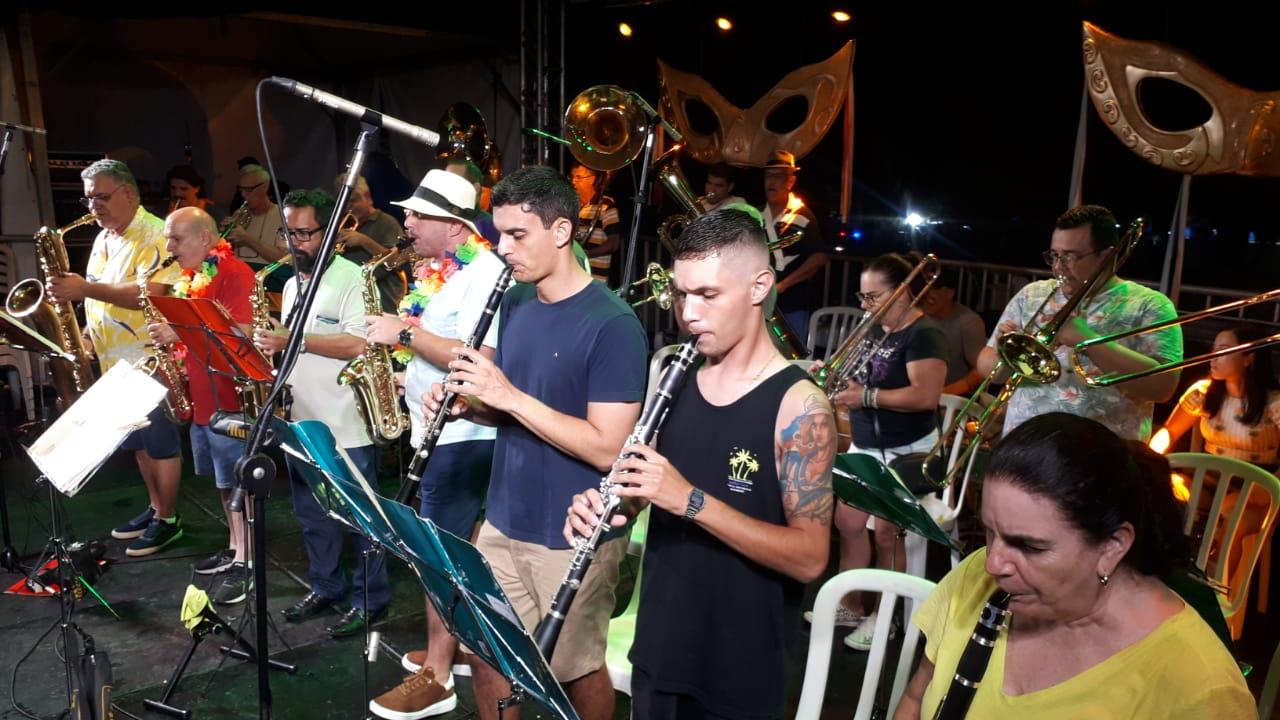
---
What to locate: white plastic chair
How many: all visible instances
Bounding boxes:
[645,344,680,403]
[604,506,650,695]
[1168,452,1280,638]
[807,306,863,363]
[796,569,937,720]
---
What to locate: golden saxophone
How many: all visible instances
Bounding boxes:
[4,213,99,408]
[138,256,193,423]
[244,256,293,420]
[336,238,418,445]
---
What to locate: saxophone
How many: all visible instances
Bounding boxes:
[244,256,292,420]
[336,238,418,445]
[138,256,193,423]
[4,213,99,408]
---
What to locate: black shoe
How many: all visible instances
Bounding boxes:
[282,592,336,623]
[194,548,237,575]
[211,562,253,605]
[111,507,156,540]
[125,516,184,557]
[326,606,387,638]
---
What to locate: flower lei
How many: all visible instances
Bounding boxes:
[167,239,233,362]
[172,239,234,299]
[393,234,491,364]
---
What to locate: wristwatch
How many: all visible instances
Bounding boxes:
[683,488,705,521]
[397,326,415,346]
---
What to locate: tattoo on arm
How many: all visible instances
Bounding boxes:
[778,393,836,524]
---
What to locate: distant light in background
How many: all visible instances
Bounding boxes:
[905,212,925,229]
[851,230,863,240]
[716,17,733,31]
[618,22,633,37]
[832,10,851,23]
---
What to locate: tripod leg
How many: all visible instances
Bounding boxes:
[142,629,208,719]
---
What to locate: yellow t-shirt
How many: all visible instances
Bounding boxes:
[84,208,182,369]
[1179,378,1280,467]
[914,549,1256,719]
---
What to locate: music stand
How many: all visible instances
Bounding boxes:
[281,420,579,720]
[148,296,274,387]
[833,453,960,552]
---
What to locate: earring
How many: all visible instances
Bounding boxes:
[1098,574,1110,587]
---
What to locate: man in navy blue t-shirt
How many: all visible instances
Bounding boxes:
[426,165,647,720]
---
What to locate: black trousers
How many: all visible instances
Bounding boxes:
[630,667,771,720]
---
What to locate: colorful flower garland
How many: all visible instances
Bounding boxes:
[393,234,491,364]
[167,239,233,362]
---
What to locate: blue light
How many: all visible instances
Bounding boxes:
[851,230,863,240]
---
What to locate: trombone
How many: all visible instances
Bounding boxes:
[919,217,1145,487]
[1071,287,1280,386]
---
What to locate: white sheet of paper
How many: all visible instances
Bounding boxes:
[26,360,167,496]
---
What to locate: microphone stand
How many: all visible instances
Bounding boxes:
[616,91,681,296]
[228,123,381,719]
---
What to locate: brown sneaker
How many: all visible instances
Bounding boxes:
[401,649,470,679]
[369,666,457,720]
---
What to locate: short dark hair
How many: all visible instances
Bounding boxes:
[985,412,1191,578]
[282,188,336,227]
[165,164,205,192]
[865,252,930,298]
[673,208,768,261]
[1055,204,1119,252]
[706,163,735,184]
[491,165,579,229]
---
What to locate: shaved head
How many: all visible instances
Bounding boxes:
[169,206,217,236]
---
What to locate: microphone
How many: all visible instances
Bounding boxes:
[1,121,47,135]
[210,410,279,447]
[627,91,683,142]
[268,77,439,148]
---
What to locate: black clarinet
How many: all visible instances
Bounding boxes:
[932,590,1011,720]
[394,265,514,505]
[533,336,702,659]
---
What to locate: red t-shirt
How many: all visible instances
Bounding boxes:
[183,256,256,425]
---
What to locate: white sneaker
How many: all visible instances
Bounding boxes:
[844,612,880,651]
[804,605,865,628]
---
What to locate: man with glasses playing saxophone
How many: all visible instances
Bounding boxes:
[47,159,185,557]
[252,189,391,636]
[976,205,1183,441]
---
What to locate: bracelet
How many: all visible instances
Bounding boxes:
[869,387,880,409]
[862,386,872,408]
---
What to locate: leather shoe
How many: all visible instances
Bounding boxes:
[325,605,386,637]
[281,592,335,623]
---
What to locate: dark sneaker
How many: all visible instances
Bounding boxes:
[111,507,156,540]
[211,562,253,605]
[194,548,236,575]
[326,606,387,638]
[125,517,183,557]
[369,666,457,719]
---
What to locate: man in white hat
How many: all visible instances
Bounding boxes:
[364,169,507,719]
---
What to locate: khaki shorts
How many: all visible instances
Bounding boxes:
[467,520,624,682]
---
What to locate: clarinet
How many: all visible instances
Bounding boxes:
[932,590,1011,720]
[394,265,514,505]
[533,336,702,659]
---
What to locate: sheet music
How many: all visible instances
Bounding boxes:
[25,360,167,496]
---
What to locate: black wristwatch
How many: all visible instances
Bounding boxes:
[397,326,415,346]
[683,488,705,521]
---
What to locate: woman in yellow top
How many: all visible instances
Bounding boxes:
[1152,324,1280,469]
[895,412,1255,719]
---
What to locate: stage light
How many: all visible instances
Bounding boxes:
[619,22,633,37]
[716,17,733,31]
[905,212,925,229]
[832,10,851,23]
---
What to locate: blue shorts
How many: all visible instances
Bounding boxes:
[119,404,182,459]
[190,422,246,490]
[418,439,493,539]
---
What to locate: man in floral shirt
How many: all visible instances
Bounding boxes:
[977,205,1182,440]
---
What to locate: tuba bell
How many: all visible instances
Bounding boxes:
[564,85,648,171]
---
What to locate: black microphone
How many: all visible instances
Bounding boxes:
[268,77,439,147]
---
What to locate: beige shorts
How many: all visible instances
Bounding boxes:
[466,520,624,682]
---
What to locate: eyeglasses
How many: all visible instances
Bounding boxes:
[1042,249,1099,267]
[277,226,327,242]
[236,181,267,193]
[856,287,894,304]
[79,185,127,208]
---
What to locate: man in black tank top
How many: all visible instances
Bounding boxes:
[566,209,837,719]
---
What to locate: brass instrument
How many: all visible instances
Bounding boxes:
[333,211,359,254]
[336,238,418,445]
[219,202,252,240]
[138,256,193,423]
[628,263,674,310]
[564,85,647,171]
[244,256,292,420]
[919,218,1144,486]
[5,213,99,407]
[812,254,941,450]
[1071,287,1280,386]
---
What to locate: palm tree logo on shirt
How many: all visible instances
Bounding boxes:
[727,448,761,493]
